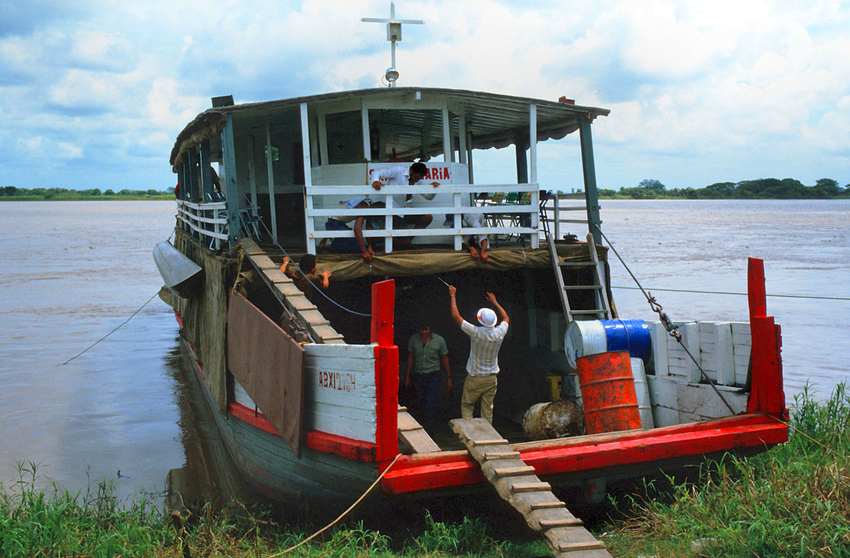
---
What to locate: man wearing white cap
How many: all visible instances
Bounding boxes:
[448,285,510,424]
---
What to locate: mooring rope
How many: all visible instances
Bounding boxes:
[593,224,736,415]
[612,284,849,302]
[59,292,159,366]
[268,453,403,557]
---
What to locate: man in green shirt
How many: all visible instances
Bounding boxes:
[406,323,452,428]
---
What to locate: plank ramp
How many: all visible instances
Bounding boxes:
[240,238,345,344]
[397,406,441,454]
[450,418,612,558]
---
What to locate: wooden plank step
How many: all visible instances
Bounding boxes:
[397,412,425,432]
[472,438,509,446]
[512,481,551,493]
[540,518,583,528]
[492,465,536,477]
[531,501,567,511]
[397,410,440,454]
[450,418,612,558]
[483,451,521,460]
[557,541,606,552]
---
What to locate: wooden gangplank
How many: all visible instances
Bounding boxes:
[450,418,612,558]
[397,405,441,454]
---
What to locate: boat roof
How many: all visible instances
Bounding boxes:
[170,87,609,167]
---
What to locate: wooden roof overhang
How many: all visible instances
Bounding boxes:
[170,87,609,170]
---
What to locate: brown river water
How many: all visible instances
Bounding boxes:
[0,199,847,502]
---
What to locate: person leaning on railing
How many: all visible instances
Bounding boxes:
[370,162,439,248]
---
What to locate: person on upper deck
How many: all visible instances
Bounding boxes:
[370,162,439,248]
[448,285,509,424]
[280,254,331,302]
[445,212,490,263]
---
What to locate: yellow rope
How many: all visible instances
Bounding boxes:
[268,453,403,557]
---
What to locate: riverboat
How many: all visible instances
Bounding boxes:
[155,12,787,512]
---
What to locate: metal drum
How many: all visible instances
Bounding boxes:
[576,351,641,434]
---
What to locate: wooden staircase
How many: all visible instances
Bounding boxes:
[240,238,345,344]
[547,233,612,323]
[450,418,612,558]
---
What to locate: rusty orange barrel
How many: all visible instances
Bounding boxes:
[576,351,641,434]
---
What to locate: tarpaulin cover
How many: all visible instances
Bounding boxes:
[313,244,606,282]
[227,291,305,456]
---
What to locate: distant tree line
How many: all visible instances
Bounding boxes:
[597,178,849,199]
[1,186,172,199]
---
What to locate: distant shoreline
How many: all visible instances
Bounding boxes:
[0,195,174,202]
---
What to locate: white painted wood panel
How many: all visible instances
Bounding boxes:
[304,344,378,442]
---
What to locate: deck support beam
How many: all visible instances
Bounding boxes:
[222,115,239,247]
[579,116,602,245]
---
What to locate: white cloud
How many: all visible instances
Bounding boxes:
[0,0,848,191]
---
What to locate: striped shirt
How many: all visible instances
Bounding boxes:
[460,320,509,376]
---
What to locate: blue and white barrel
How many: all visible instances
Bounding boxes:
[602,319,652,363]
[564,320,607,370]
[565,319,652,370]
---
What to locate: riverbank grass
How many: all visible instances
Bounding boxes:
[603,383,850,557]
[2,386,848,557]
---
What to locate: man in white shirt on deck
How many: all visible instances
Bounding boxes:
[371,162,439,247]
[448,285,509,424]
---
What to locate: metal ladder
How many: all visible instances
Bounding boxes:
[547,232,612,323]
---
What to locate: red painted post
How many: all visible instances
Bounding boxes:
[748,258,767,319]
[746,258,785,415]
[371,279,395,346]
[372,279,399,461]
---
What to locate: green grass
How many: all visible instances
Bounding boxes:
[601,383,850,557]
[3,386,849,557]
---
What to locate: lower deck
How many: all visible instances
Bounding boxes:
[161,228,787,504]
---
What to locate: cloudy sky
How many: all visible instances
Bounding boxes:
[2,0,849,193]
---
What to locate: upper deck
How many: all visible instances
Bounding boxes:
[168,87,609,256]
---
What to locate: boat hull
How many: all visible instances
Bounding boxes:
[181,338,379,504]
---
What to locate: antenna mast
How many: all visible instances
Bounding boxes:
[362,2,423,86]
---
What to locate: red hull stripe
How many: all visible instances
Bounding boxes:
[228,402,378,462]
[380,415,788,494]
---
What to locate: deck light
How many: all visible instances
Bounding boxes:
[385,67,399,84]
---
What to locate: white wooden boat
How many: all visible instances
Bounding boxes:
[155,18,787,509]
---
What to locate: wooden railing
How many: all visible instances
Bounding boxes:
[304,183,540,254]
[175,187,593,253]
[176,199,228,249]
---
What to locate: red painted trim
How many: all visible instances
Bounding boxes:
[380,414,789,494]
[371,279,395,346]
[748,316,785,415]
[748,258,767,318]
[228,402,280,436]
[228,402,379,461]
[746,258,786,415]
[173,310,185,330]
[304,431,377,462]
[375,346,400,461]
[371,279,399,461]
